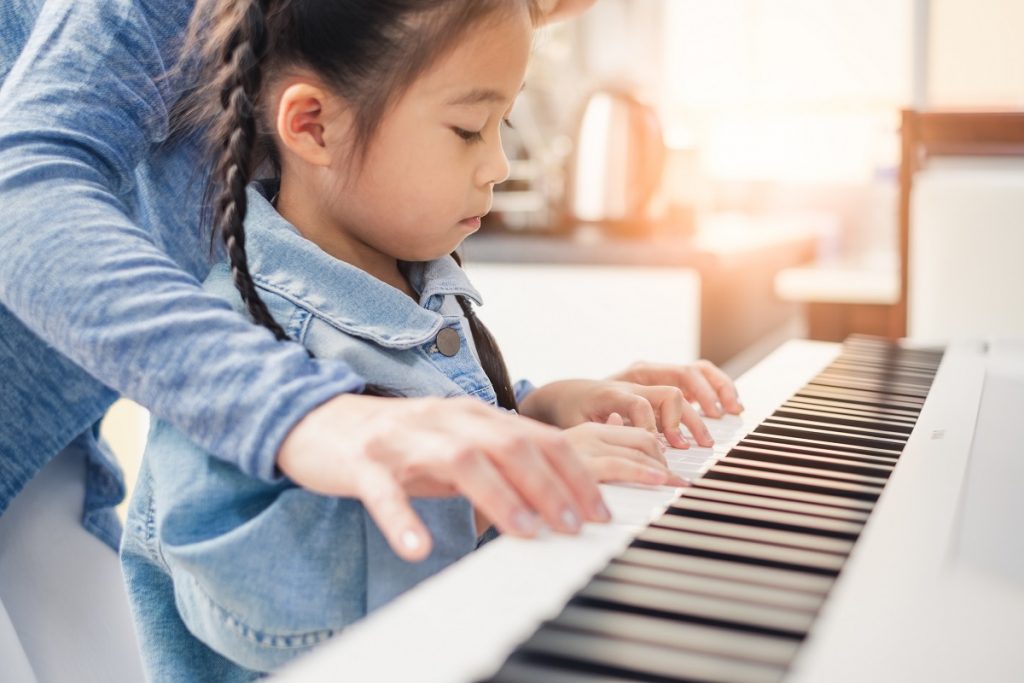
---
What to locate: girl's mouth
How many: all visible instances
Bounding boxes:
[459,216,482,229]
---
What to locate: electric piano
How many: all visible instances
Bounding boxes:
[278,337,1024,682]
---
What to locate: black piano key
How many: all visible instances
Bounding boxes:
[575,578,815,636]
[633,527,845,574]
[794,387,924,411]
[759,415,911,442]
[705,464,885,501]
[668,495,864,538]
[650,514,854,555]
[805,379,927,402]
[738,431,902,459]
[616,548,834,595]
[720,456,890,487]
[600,560,826,612]
[811,373,931,398]
[728,444,895,476]
[781,396,919,421]
[770,408,914,434]
[753,421,907,450]
[489,658,643,683]
[511,628,786,683]
[822,361,937,384]
[551,605,801,667]
[693,478,874,512]
[737,437,900,467]
[764,414,911,439]
[677,486,870,523]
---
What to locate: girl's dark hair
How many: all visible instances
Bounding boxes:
[176,0,537,409]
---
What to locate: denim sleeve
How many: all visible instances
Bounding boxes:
[0,0,364,481]
[514,379,537,406]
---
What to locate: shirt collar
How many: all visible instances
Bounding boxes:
[241,182,483,349]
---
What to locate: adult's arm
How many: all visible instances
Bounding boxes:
[0,0,362,481]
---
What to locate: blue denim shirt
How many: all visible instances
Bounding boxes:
[0,1,364,545]
[122,183,512,678]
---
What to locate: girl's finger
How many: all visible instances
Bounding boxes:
[589,457,669,486]
[619,393,659,434]
[592,422,666,465]
[355,463,433,562]
[605,412,625,426]
[629,385,693,450]
[679,367,722,418]
[675,395,714,447]
[698,360,744,414]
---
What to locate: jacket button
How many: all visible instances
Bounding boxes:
[436,327,461,357]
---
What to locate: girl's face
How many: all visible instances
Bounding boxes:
[283,9,533,272]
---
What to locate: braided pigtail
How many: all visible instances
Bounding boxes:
[449,252,517,411]
[211,0,289,341]
[456,296,518,411]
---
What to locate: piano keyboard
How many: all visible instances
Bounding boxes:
[486,337,943,683]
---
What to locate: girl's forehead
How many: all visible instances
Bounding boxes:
[411,12,533,106]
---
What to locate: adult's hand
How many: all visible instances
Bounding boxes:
[276,394,610,562]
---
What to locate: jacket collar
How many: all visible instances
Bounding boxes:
[241,182,483,349]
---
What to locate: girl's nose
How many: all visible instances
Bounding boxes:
[476,136,511,188]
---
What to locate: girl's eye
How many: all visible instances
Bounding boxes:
[452,119,514,144]
[452,127,483,143]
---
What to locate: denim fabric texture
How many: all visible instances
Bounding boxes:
[0,0,365,536]
[122,183,504,677]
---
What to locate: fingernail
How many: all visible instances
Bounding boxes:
[561,507,581,532]
[512,509,540,535]
[401,530,422,553]
[594,501,611,522]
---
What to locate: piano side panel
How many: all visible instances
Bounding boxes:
[786,340,1024,683]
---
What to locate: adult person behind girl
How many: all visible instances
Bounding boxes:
[0,0,740,680]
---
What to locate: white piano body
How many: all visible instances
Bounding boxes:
[277,339,1024,683]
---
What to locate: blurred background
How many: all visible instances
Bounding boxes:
[105,0,1024,514]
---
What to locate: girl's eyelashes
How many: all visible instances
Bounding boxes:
[452,126,484,143]
[452,118,515,144]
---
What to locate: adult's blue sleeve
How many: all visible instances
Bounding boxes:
[0,0,365,481]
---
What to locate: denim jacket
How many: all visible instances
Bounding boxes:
[0,0,362,545]
[122,183,524,679]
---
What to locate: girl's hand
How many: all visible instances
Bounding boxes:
[564,413,689,487]
[610,359,744,419]
[518,379,715,449]
[276,394,610,562]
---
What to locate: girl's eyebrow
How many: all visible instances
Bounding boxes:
[446,83,526,106]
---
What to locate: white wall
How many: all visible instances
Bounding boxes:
[464,264,701,386]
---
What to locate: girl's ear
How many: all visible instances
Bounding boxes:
[276,82,347,167]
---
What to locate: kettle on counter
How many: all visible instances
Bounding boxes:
[568,89,666,231]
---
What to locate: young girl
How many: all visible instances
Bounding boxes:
[121,0,737,678]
